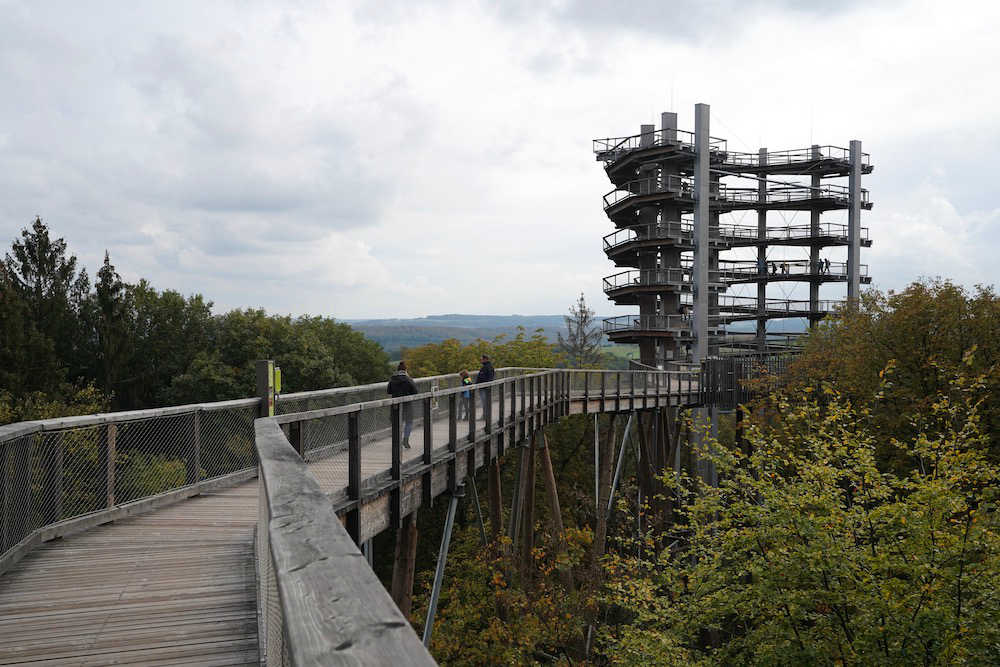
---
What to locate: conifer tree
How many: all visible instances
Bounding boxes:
[557,293,603,368]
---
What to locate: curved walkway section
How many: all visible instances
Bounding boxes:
[0,484,258,666]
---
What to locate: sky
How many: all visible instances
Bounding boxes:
[1,0,997,319]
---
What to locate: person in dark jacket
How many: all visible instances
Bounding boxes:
[477,355,495,419]
[387,361,418,448]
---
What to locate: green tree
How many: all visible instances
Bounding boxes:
[404,327,561,377]
[94,252,133,404]
[600,364,1000,665]
[557,293,604,368]
[2,216,85,391]
[788,280,1000,466]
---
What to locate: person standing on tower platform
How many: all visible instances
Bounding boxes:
[477,354,496,419]
[387,361,418,448]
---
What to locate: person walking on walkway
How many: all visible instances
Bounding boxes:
[387,361,418,448]
[477,354,496,419]
[824,257,831,275]
[457,370,473,420]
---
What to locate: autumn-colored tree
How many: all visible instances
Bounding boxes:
[600,361,1000,665]
[787,279,1000,467]
[403,327,562,377]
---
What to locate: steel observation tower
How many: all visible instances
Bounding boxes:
[594,104,873,368]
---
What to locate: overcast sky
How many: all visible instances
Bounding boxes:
[1,0,996,319]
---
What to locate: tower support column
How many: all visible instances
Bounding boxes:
[809,144,822,326]
[692,103,710,363]
[756,147,767,350]
[847,140,862,304]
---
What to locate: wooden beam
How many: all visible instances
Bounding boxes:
[488,458,502,541]
[255,419,433,665]
[540,432,573,590]
[520,433,537,580]
[390,510,419,618]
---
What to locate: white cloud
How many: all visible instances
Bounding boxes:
[0,0,997,318]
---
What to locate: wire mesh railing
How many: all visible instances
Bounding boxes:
[0,397,260,574]
[721,145,871,170]
[592,128,728,162]
[720,259,868,280]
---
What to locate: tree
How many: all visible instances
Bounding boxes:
[599,363,1000,665]
[403,328,561,377]
[94,251,133,403]
[557,293,603,368]
[787,280,1000,466]
[2,216,83,391]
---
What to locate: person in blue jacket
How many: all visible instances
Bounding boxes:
[477,354,495,419]
[387,361,418,448]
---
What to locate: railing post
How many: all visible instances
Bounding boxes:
[422,396,433,507]
[519,378,526,442]
[484,383,492,437]
[600,372,606,412]
[192,409,201,487]
[655,372,661,408]
[468,384,477,444]
[289,420,303,457]
[583,372,589,414]
[629,372,635,411]
[423,397,433,465]
[448,394,458,494]
[615,372,622,412]
[391,403,402,530]
[498,382,507,458]
[347,410,361,545]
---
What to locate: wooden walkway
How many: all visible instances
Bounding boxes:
[0,383,693,665]
[0,484,259,666]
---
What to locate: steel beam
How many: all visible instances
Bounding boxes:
[693,103,710,363]
[848,139,862,303]
[756,147,767,350]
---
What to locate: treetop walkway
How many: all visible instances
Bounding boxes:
[0,361,780,665]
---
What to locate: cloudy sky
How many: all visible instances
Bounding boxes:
[1,0,996,318]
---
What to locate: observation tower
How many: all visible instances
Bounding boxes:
[594,104,873,367]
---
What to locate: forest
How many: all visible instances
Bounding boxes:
[0,217,391,424]
[381,280,1000,665]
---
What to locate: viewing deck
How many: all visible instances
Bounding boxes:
[720,259,871,285]
[603,268,727,304]
[602,177,872,223]
[603,223,727,263]
[593,133,872,182]
[719,222,872,248]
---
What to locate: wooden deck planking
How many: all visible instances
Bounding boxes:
[0,484,259,666]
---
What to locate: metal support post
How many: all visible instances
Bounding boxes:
[847,139,863,304]
[756,147,767,350]
[607,412,634,515]
[693,102,710,363]
[255,359,275,418]
[347,411,361,544]
[809,144,822,326]
[468,474,487,546]
[423,485,462,647]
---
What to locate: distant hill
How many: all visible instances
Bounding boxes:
[346,313,808,358]
[344,314,601,358]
